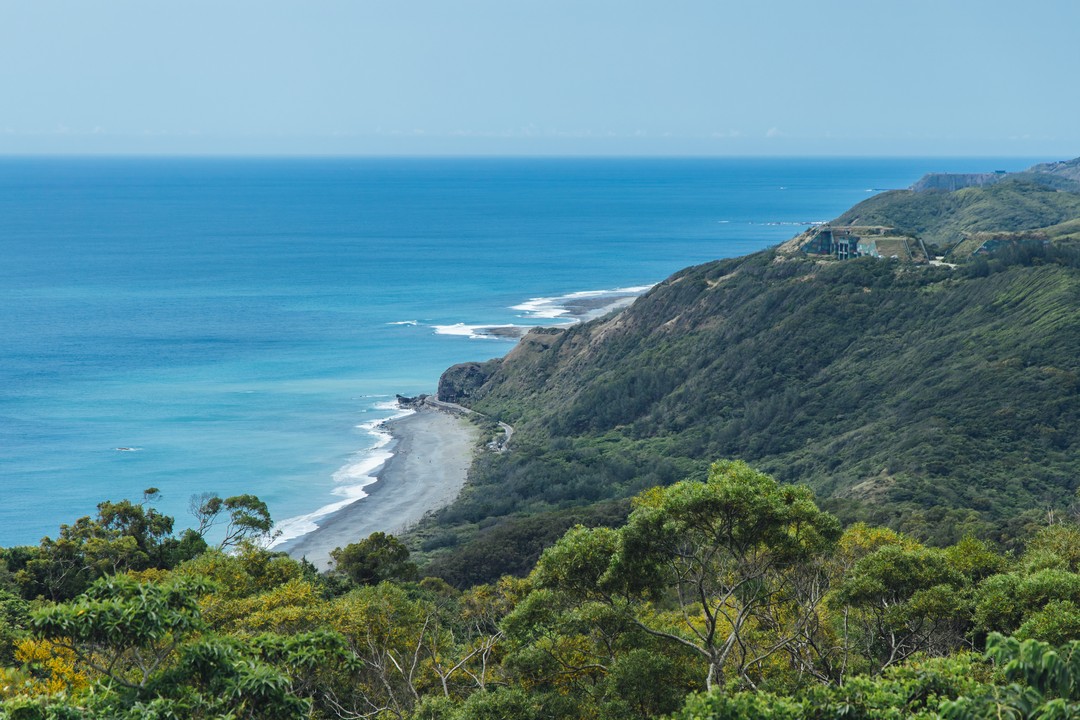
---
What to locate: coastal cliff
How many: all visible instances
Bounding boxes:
[909,157,1080,193]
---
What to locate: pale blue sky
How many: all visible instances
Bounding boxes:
[1,0,1077,156]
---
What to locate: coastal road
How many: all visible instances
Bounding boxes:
[424,397,514,452]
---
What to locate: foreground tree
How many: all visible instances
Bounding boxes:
[834,543,969,674]
[942,633,1080,719]
[30,575,208,690]
[190,492,278,549]
[532,460,841,691]
[331,531,419,586]
[13,489,206,601]
[17,575,357,718]
[671,652,995,720]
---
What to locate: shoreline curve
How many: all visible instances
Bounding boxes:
[277,405,480,569]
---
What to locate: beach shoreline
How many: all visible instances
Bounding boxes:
[275,292,642,569]
[278,405,480,569]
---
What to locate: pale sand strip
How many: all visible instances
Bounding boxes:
[279,407,480,569]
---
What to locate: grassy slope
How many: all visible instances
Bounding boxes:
[833,179,1080,250]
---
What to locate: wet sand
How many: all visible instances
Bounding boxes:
[278,407,479,569]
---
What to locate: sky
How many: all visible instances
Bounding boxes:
[1,0,1078,156]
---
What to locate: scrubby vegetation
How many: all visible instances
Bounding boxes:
[3,463,1080,718]
[423,247,1080,584]
[834,177,1080,253]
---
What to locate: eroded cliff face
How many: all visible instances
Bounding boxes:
[910,156,1080,194]
[1028,157,1080,183]
[437,359,500,404]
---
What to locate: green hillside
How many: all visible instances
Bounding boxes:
[424,184,1080,586]
[832,178,1080,251]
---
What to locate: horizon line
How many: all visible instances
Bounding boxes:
[0,152,1064,160]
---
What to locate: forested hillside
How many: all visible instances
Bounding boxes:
[424,169,1080,586]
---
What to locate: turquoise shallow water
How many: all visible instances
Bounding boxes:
[0,157,1039,546]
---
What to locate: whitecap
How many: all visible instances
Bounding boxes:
[564,285,655,297]
[431,286,653,346]
[372,399,413,414]
[387,320,418,326]
[432,323,521,340]
[512,284,654,322]
[509,298,570,319]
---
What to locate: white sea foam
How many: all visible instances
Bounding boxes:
[511,285,654,321]
[270,495,369,547]
[431,286,654,344]
[269,400,415,547]
[432,323,522,340]
[509,299,570,319]
[756,220,829,227]
[373,399,412,414]
[566,285,654,297]
[387,320,418,326]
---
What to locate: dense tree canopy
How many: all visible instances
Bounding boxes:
[0,470,1078,718]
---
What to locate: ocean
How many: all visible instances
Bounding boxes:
[0,156,1040,547]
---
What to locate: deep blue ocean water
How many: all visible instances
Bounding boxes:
[0,156,1040,546]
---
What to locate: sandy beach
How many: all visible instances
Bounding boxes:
[279,406,480,569]
[275,295,637,570]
